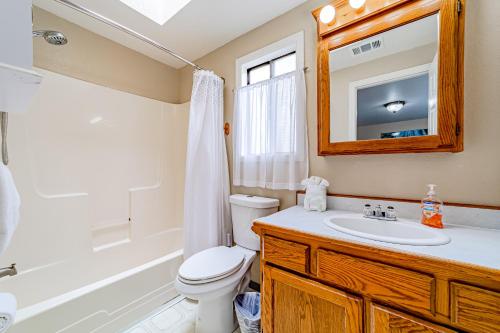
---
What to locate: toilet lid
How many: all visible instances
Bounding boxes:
[178,246,245,283]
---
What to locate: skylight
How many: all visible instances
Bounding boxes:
[119,0,192,25]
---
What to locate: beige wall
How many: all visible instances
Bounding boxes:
[331,43,436,142]
[179,0,500,207]
[33,7,181,104]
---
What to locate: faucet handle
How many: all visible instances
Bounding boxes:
[386,206,397,220]
[363,204,372,216]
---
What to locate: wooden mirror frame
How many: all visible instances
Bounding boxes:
[312,0,465,155]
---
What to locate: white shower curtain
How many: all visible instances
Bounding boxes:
[183,70,231,259]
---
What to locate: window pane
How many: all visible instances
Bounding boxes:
[248,64,271,85]
[273,53,296,77]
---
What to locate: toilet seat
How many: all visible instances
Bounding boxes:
[178,246,245,285]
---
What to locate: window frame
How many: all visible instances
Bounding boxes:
[246,51,297,85]
[236,31,305,89]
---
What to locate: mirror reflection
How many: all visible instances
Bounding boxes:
[329,14,439,142]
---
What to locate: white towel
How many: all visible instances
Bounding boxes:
[0,293,16,333]
[301,176,330,212]
[0,163,20,255]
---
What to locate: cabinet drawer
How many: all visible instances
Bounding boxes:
[370,303,456,333]
[450,282,500,333]
[317,249,435,315]
[262,235,309,273]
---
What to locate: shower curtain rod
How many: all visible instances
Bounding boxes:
[53,0,224,81]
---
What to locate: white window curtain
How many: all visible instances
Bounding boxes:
[184,70,231,259]
[233,70,308,190]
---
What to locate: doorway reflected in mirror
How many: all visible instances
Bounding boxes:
[329,13,439,143]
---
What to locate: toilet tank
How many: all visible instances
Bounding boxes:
[230,194,279,251]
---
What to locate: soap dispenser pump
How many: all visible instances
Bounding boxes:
[421,184,444,229]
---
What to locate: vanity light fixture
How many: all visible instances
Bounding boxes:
[349,0,366,10]
[319,5,336,24]
[384,101,405,113]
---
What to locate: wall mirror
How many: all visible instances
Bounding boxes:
[313,0,464,155]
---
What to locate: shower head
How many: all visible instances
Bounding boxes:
[33,30,68,46]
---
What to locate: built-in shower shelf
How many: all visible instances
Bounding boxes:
[0,62,43,113]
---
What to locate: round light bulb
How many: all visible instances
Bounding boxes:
[319,5,336,24]
[349,0,366,10]
[384,101,405,113]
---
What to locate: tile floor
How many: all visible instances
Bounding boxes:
[124,296,241,333]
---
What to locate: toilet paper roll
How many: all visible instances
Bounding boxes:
[0,293,16,333]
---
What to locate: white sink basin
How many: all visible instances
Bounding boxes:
[324,215,451,246]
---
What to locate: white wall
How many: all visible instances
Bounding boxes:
[0,69,189,309]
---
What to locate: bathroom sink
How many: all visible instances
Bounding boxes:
[324,215,451,246]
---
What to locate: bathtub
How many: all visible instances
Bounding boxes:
[11,248,183,333]
[0,69,189,332]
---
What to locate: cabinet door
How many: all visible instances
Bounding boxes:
[262,265,362,333]
[370,304,456,333]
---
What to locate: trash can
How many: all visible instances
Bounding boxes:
[234,292,260,333]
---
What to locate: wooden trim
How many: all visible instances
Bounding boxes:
[314,0,465,155]
[295,190,500,211]
[311,0,411,37]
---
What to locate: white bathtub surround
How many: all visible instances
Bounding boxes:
[0,293,16,333]
[0,69,187,331]
[184,70,230,259]
[11,252,182,333]
[0,163,20,254]
[233,70,308,190]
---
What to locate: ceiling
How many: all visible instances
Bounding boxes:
[33,0,307,69]
[357,74,429,126]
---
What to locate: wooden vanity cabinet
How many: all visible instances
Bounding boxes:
[262,265,362,333]
[370,304,456,333]
[253,223,500,333]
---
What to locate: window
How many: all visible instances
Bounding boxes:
[233,32,308,190]
[247,52,297,85]
[236,31,304,89]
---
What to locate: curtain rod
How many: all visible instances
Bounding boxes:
[53,0,225,81]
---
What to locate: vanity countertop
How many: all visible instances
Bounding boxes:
[255,205,500,271]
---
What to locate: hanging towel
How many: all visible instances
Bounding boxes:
[0,163,20,255]
[0,293,16,333]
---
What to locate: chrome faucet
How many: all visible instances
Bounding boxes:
[363,204,397,221]
[0,263,17,279]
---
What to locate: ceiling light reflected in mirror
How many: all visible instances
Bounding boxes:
[384,101,406,113]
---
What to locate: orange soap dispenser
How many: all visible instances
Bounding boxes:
[421,184,444,229]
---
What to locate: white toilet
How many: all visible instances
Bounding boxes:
[175,194,279,333]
